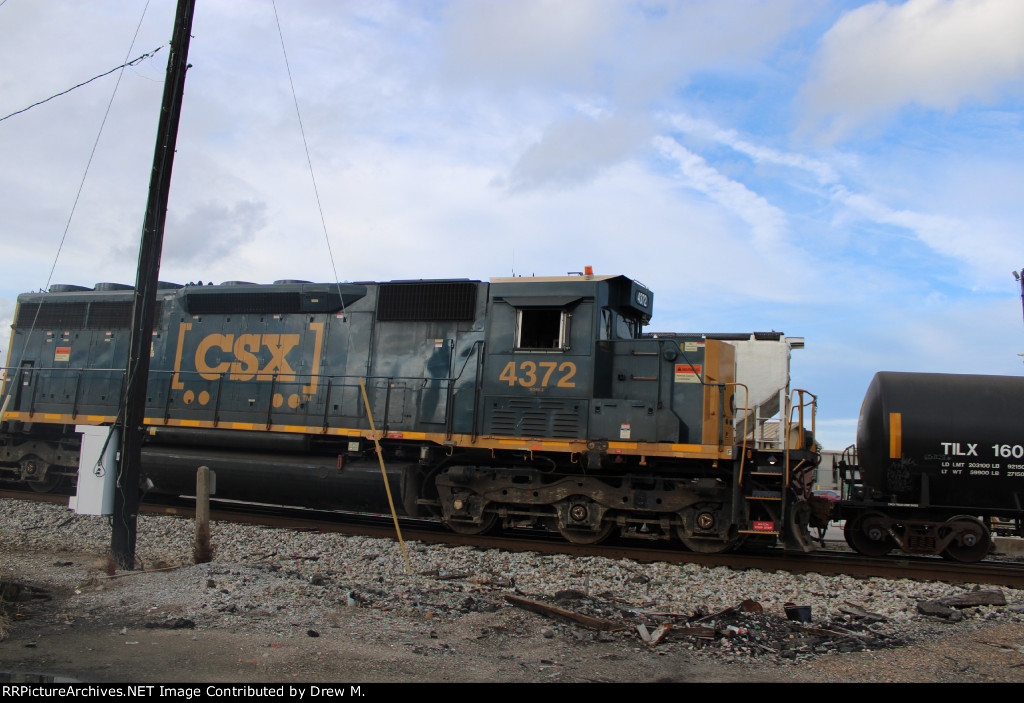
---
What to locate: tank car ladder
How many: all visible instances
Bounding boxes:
[835,445,862,500]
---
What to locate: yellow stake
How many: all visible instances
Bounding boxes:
[359,377,412,574]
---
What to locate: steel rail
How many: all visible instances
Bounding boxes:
[4,488,1024,587]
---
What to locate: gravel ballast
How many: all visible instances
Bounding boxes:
[4,498,1024,683]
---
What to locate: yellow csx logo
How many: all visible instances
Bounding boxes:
[171,322,325,398]
[196,333,300,381]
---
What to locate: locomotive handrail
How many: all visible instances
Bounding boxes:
[2,365,465,437]
[785,388,818,496]
[787,388,818,451]
[723,382,750,485]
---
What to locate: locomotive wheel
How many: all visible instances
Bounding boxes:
[844,512,896,557]
[445,512,498,536]
[940,516,991,563]
[28,475,62,493]
[21,457,60,493]
[558,521,614,545]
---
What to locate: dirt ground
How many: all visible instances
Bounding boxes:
[4,549,1024,684]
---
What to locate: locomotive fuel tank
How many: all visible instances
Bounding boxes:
[857,371,1024,512]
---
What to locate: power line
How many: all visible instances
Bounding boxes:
[0,45,164,123]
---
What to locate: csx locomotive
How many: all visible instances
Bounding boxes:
[1,273,820,552]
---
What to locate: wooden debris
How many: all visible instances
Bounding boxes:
[636,623,651,642]
[916,600,960,619]
[935,590,1006,608]
[916,589,1005,619]
[669,626,716,640]
[649,622,672,644]
[840,602,887,622]
[504,594,626,631]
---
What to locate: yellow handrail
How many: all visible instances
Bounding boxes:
[359,377,412,574]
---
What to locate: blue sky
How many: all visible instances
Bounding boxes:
[1,0,1022,450]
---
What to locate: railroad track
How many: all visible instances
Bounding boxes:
[5,487,1024,588]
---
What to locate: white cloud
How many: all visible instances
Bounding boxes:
[504,113,652,190]
[801,0,1024,139]
[830,184,1019,280]
[666,113,840,185]
[441,0,809,104]
[654,136,788,248]
[442,0,618,90]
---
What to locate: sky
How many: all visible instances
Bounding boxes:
[1,0,1023,451]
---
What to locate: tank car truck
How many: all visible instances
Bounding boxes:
[836,371,1024,562]
[0,272,819,553]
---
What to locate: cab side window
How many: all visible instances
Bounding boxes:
[516,308,566,350]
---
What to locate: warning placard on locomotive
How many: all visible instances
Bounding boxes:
[674,364,701,383]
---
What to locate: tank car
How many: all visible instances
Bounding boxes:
[837,371,1024,562]
[1,273,819,553]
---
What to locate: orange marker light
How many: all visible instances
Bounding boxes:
[584,266,593,276]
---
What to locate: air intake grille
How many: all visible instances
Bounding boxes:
[377,282,477,322]
[85,301,134,329]
[16,300,164,330]
[15,302,87,329]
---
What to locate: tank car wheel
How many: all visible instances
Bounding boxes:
[940,516,991,563]
[557,521,614,545]
[445,512,498,536]
[844,512,896,557]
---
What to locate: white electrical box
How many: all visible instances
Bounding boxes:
[69,425,119,516]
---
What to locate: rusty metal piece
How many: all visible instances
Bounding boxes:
[693,598,763,623]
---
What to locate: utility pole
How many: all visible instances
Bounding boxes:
[112,0,196,569]
[1015,269,1024,331]
[1015,269,1024,366]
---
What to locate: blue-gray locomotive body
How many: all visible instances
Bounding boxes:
[1,273,817,551]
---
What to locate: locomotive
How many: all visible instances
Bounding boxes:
[835,371,1024,562]
[0,272,820,553]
